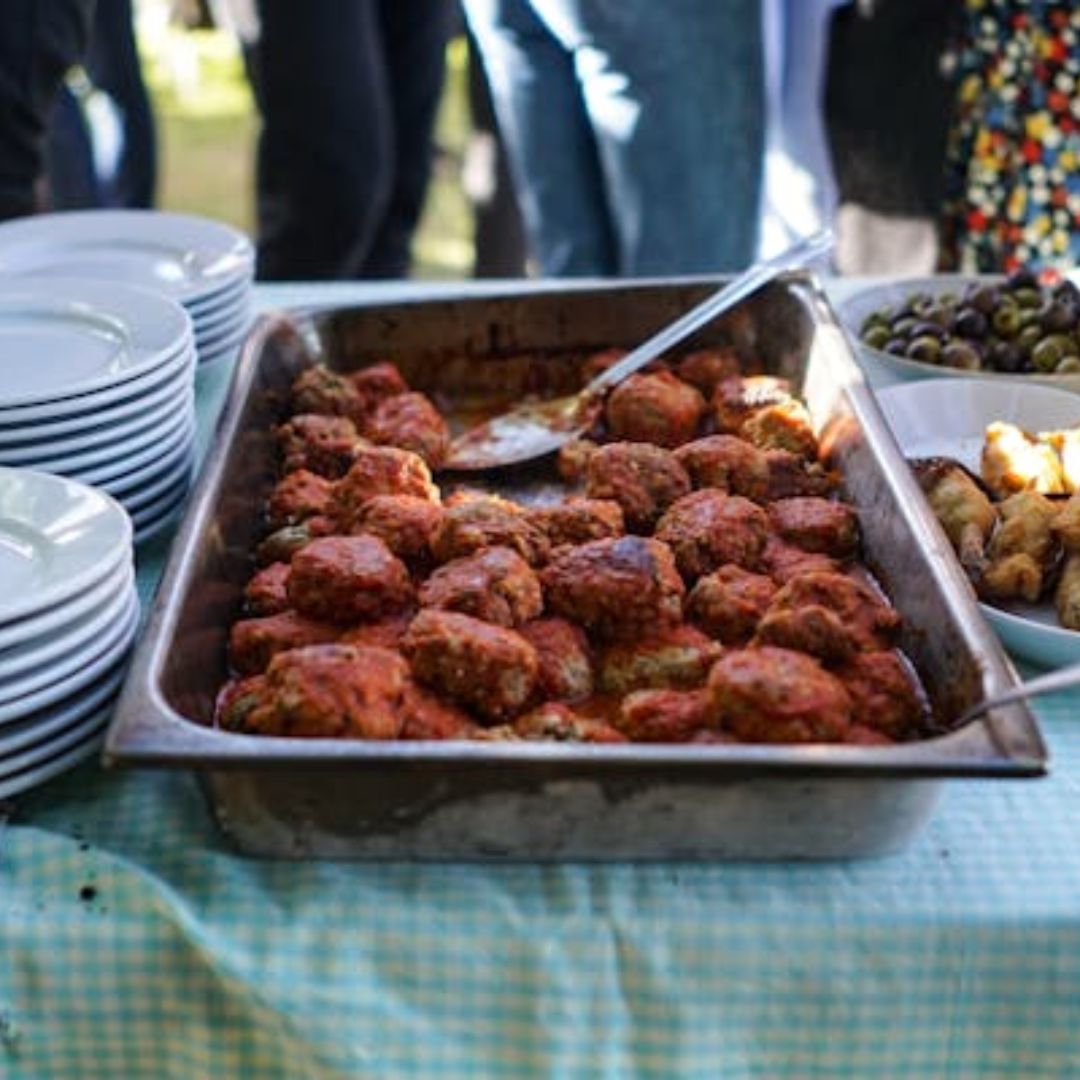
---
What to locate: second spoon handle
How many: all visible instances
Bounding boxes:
[588,229,835,395]
[960,659,1080,724]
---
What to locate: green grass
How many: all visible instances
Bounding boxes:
[138,20,473,277]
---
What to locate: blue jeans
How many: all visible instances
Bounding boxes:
[462,0,765,276]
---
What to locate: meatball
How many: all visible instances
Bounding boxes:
[740,398,818,459]
[655,490,770,580]
[215,674,267,732]
[290,366,369,425]
[346,361,410,413]
[707,645,852,743]
[519,618,594,702]
[753,603,857,664]
[604,371,706,448]
[351,493,444,566]
[768,497,860,558]
[597,625,721,695]
[419,546,543,628]
[365,391,450,468]
[287,535,414,623]
[585,442,691,532]
[399,683,479,740]
[338,612,413,651]
[581,347,629,381]
[512,702,626,743]
[761,535,842,585]
[244,561,291,616]
[541,536,685,640]
[835,650,927,740]
[712,375,795,434]
[557,438,598,484]
[763,571,902,653]
[430,495,550,566]
[402,609,538,721]
[674,347,742,396]
[763,449,836,501]
[242,644,408,739]
[228,610,341,675]
[687,564,777,643]
[531,497,625,549]
[266,469,336,530]
[276,413,368,478]
[674,435,770,500]
[617,688,712,742]
[332,446,439,529]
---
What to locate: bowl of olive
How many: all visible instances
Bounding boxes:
[838,271,1080,391]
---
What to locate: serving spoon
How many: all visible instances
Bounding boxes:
[440,229,835,472]
[958,659,1080,724]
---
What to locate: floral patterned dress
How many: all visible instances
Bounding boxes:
[939,0,1080,273]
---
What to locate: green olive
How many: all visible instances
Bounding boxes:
[1016,324,1043,354]
[992,304,1022,338]
[890,316,919,338]
[1013,287,1044,309]
[941,341,982,370]
[969,285,1001,314]
[907,335,942,363]
[1018,306,1043,328]
[1032,334,1073,372]
[1055,356,1080,374]
[861,324,891,350]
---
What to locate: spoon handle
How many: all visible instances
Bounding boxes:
[588,229,835,395]
[961,659,1080,723]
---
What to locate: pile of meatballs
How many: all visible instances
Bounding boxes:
[216,346,931,746]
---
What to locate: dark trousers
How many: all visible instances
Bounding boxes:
[250,0,455,281]
[0,0,94,222]
[46,0,157,210]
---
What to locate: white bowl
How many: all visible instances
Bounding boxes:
[838,275,1080,393]
[875,379,1080,668]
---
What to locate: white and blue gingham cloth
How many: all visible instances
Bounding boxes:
[1,284,1078,1079]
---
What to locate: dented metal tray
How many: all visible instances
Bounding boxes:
[105,275,1047,860]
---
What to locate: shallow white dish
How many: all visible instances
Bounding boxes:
[0,664,125,756]
[0,210,253,305]
[838,275,1080,392]
[0,705,111,781]
[0,715,109,799]
[0,560,132,652]
[0,279,192,408]
[0,467,131,624]
[876,379,1080,668]
[68,411,194,488]
[0,339,195,425]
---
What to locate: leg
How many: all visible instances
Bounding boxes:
[359,0,455,278]
[462,0,616,275]
[85,0,157,208]
[0,0,95,221]
[252,0,394,280]
[533,0,766,274]
[44,82,102,209]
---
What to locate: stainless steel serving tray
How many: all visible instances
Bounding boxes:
[106,275,1047,860]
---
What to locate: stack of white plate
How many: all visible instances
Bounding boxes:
[0,209,254,368]
[0,278,197,544]
[0,468,138,799]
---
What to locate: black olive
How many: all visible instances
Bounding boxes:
[909,319,948,340]
[1006,267,1039,290]
[952,307,988,339]
[1040,299,1077,333]
[883,337,909,356]
[968,285,1001,315]
[987,340,1024,372]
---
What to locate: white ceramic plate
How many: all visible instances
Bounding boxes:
[0,573,136,680]
[0,210,253,305]
[0,715,108,799]
[120,456,193,512]
[0,467,131,624]
[184,269,253,315]
[0,585,138,708]
[0,559,132,652]
[876,379,1080,668]
[0,663,124,755]
[0,279,192,408]
[838,275,1080,392]
[0,704,111,780]
[0,589,138,720]
[100,438,196,502]
[191,290,252,335]
[0,339,195,425]
[0,381,191,456]
[68,410,194,487]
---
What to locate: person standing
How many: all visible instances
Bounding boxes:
[248,0,456,281]
[0,0,95,222]
[461,0,765,276]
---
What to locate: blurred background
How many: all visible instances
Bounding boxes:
[128,0,472,278]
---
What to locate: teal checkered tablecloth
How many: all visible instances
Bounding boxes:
[2,282,1079,1079]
